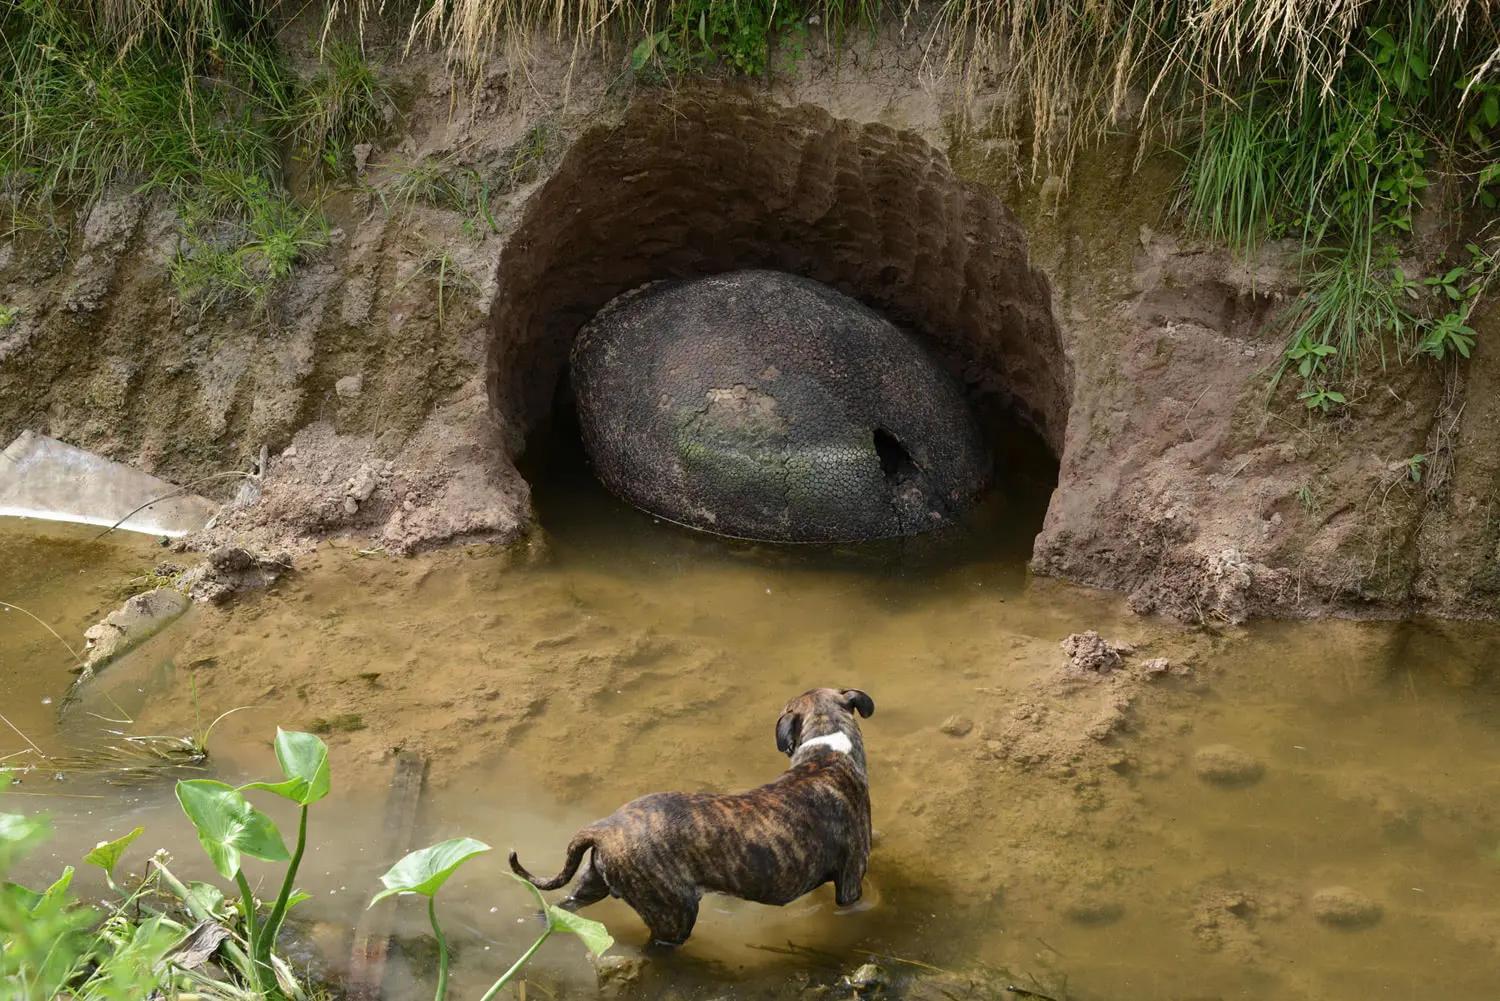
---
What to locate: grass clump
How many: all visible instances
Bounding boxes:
[1167,6,1500,407]
[0,0,386,311]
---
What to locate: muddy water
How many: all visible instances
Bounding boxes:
[4,448,1500,1000]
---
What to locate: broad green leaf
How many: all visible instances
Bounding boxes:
[1,880,41,911]
[85,826,145,876]
[175,779,290,879]
[507,873,613,956]
[547,904,613,956]
[185,880,226,917]
[32,865,74,915]
[369,837,490,905]
[241,729,330,805]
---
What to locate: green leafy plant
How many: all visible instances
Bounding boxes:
[370,841,612,1001]
[0,305,18,329]
[1299,386,1348,413]
[173,727,329,995]
[1404,453,1427,483]
[289,41,389,175]
[633,0,813,79]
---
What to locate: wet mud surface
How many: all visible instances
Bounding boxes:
[4,459,1500,999]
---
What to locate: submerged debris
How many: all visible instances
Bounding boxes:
[80,587,189,674]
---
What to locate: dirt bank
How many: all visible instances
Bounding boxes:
[2,27,1496,622]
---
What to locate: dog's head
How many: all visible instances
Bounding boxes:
[775,688,875,762]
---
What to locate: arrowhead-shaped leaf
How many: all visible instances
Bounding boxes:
[369,837,490,906]
[175,779,289,879]
[84,826,145,877]
[547,904,613,956]
[509,873,613,956]
[241,729,330,805]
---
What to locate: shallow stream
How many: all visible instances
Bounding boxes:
[3,444,1500,1000]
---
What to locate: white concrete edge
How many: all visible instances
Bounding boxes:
[0,506,191,538]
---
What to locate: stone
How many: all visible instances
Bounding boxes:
[1310,886,1382,928]
[939,714,974,737]
[335,374,364,399]
[346,465,378,503]
[82,588,190,671]
[1193,744,1265,786]
[844,963,886,993]
[592,953,644,998]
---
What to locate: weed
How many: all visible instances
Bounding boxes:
[398,243,482,325]
[2,726,610,1000]
[289,42,389,176]
[633,0,813,78]
[1403,453,1427,483]
[307,712,365,734]
[171,175,330,311]
[371,839,611,1001]
[0,306,17,329]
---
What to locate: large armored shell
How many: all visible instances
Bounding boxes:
[570,270,989,542]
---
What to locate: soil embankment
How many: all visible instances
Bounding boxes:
[2,30,1495,622]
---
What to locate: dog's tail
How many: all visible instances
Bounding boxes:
[509,830,595,891]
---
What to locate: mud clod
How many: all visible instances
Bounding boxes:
[1061,631,1126,674]
[940,715,974,737]
[1192,744,1265,786]
[182,546,292,604]
[1310,886,1382,928]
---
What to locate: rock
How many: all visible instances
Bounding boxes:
[592,953,644,998]
[1310,886,1382,928]
[1193,744,1265,786]
[844,962,886,993]
[282,445,297,459]
[81,588,190,672]
[939,714,974,737]
[343,496,360,515]
[347,464,379,503]
[1063,893,1124,925]
[335,374,364,399]
[1061,631,1124,674]
[208,546,256,573]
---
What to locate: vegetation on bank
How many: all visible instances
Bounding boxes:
[1,727,610,1000]
[1,0,1498,408]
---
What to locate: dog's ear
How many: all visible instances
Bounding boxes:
[840,689,875,718]
[775,711,800,756]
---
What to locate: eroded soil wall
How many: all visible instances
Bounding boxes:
[3,34,1497,622]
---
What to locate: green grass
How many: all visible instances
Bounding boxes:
[0,0,385,310]
[2,0,1497,406]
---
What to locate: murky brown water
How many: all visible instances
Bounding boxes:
[4,450,1500,1000]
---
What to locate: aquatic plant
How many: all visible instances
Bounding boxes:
[1,727,611,1000]
[370,839,613,1001]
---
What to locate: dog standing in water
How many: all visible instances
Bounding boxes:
[509,687,875,946]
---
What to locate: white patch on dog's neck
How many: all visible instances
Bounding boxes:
[799,732,852,756]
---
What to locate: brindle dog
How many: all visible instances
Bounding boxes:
[509,687,875,946]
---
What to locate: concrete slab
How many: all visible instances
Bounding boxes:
[0,431,217,538]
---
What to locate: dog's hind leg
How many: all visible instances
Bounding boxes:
[642,895,699,948]
[559,854,611,912]
[834,854,866,908]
